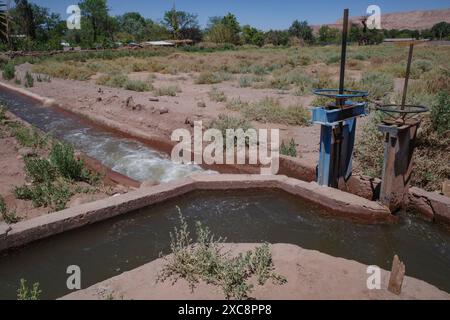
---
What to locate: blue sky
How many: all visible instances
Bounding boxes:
[30,0,449,30]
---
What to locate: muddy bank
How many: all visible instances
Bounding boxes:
[62,243,450,300]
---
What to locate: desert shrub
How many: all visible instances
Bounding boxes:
[154,85,182,97]
[430,91,450,135]
[239,75,253,88]
[196,71,233,84]
[2,63,15,80]
[361,72,394,101]
[209,114,253,139]
[423,68,450,94]
[281,138,298,157]
[10,125,48,149]
[96,72,128,88]
[229,97,310,126]
[123,79,151,92]
[17,279,41,300]
[14,78,21,85]
[326,54,341,65]
[15,180,74,211]
[24,71,34,88]
[394,81,434,107]
[33,62,94,81]
[24,157,57,183]
[158,210,286,300]
[412,59,433,74]
[413,110,450,191]
[208,88,227,102]
[354,111,385,178]
[49,143,89,182]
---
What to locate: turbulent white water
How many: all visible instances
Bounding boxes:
[0,89,212,183]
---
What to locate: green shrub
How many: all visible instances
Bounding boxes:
[431,92,450,135]
[361,72,394,101]
[158,210,286,300]
[15,180,73,211]
[10,125,48,149]
[49,143,89,181]
[281,138,298,157]
[24,71,34,88]
[17,279,41,300]
[124,79,151,92]
[2,63,15,80]
[24,157,57,183]
[96,72,128,88]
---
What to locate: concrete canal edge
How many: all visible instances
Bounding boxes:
[0,174,393,252]
[1,81,450,227]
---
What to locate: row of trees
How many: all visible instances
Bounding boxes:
[1,0,450,51]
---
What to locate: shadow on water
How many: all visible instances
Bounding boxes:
[0,189,449,300]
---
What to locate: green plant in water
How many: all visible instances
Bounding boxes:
[17,279,41,300]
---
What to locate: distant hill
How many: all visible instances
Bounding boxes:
[312,8,450,32]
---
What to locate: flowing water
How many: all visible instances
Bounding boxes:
[0,189,449,299]
[0,88,206,183]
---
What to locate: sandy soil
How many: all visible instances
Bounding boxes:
[62,243,449,300]
[0,112,126,222]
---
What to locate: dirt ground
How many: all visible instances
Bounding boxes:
[62,243,450,300]
[0,112,128,222]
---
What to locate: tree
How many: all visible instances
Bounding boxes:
[0,0,11,46]
[242,25,264,46]
[318,25,340,43]
[289,20,314,43]
[12,0,35,39]
[222,13,240,44]
[143,19,170,41]
[79,0,109,44]
[163,6,199,40]
[116,12,146,42]
[263,30,289,46]
[206,13,240,45]
[431,22,450,40]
